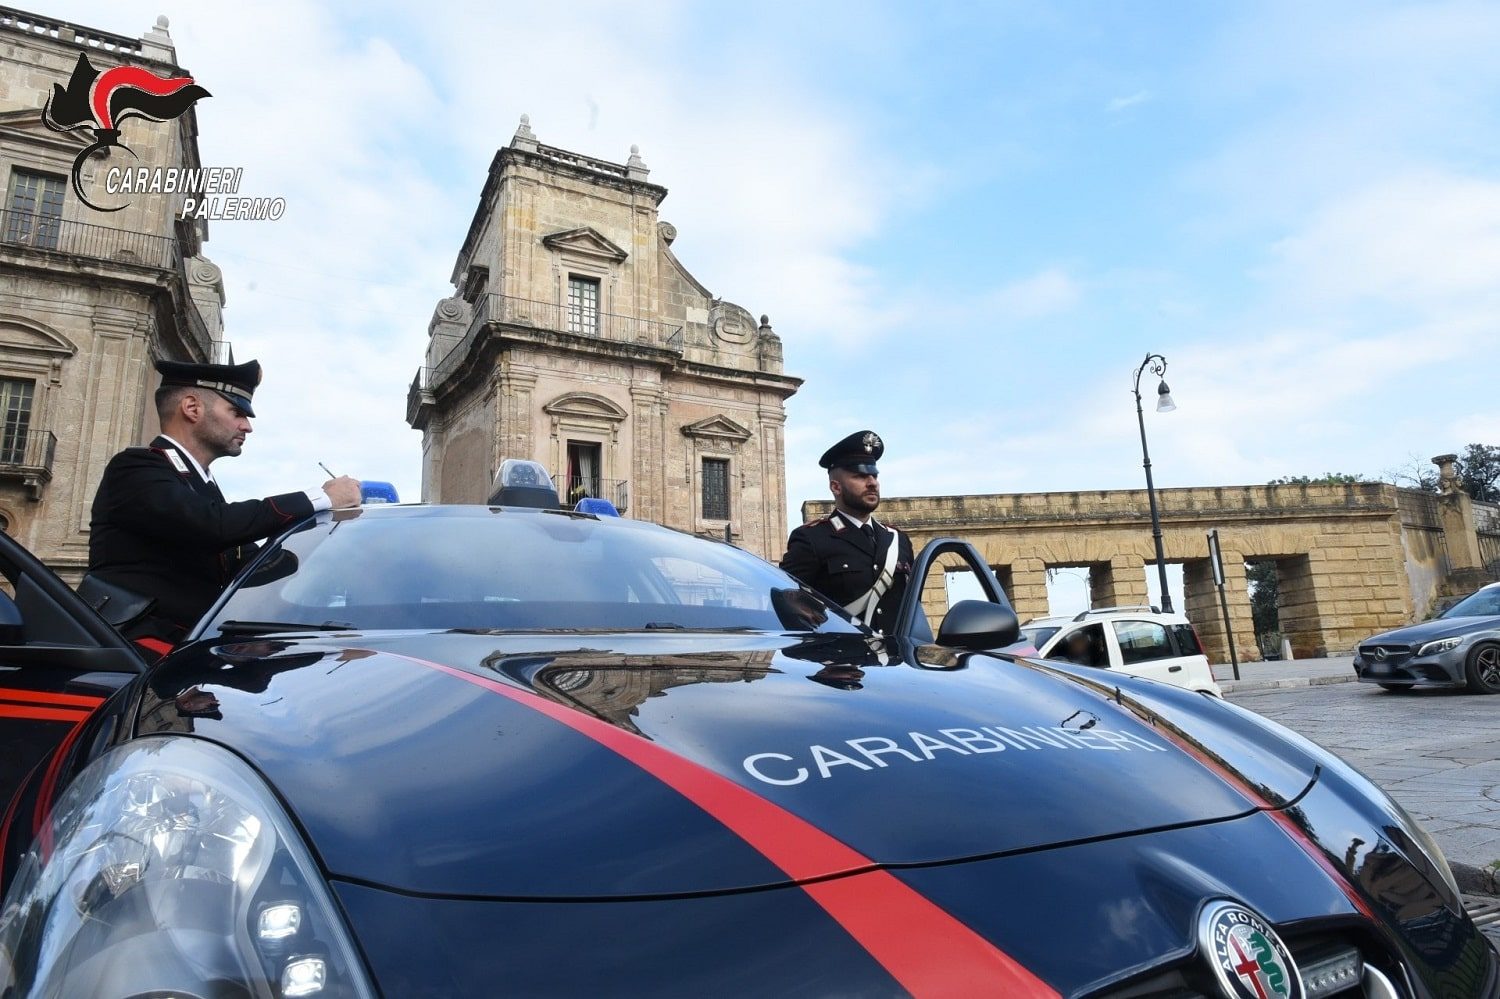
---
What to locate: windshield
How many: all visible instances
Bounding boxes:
[1440,587,1500,619]
[1019,626,1060,648]
[203,508,864,636]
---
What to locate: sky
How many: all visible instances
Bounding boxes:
[32,1,1500,612]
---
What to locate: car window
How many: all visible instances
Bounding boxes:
[1171,624,1202,656]
[1112,620,1175,664]
[205,510,864,635]
[1045,623,1106,668]
[1440,588,1500,618]
[1020,626,1060,648]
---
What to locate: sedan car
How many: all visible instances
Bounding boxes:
[1020,607,1222,696]
[1354,582,1500,694]
[0,501,1494,997]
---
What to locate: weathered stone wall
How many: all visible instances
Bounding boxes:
[0,14,218,580]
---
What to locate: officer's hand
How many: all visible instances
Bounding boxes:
[323,476,362,508]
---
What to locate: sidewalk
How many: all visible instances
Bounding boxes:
[1211,655,1356,693]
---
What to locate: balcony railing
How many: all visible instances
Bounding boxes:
[0,430,56,500]
[555,474,629,513]
[430,294,684,388]
[0,209,175,269]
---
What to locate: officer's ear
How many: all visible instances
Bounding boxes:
[178,391,206,423]
[828,474,841,499]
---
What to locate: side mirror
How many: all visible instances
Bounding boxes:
[0,588,24,644]
[937,600,1019,651]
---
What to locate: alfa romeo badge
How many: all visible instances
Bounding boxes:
[1198,901,1304,999]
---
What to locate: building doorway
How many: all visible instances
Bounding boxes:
[565,441,602,503]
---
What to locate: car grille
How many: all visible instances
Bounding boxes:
[1092,932,1405,998]
[1359,644,1413,667]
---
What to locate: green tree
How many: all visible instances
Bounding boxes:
[1457,443,1500,502]
[1247,560,1279,639]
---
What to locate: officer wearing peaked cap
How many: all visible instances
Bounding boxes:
[779,430,914,635]
[85,358,362,660]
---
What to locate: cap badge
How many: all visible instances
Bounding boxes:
[862,432,880,454]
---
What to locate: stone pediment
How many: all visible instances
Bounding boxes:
[0,319,77,357]
[681,414,752,442]
[542,226,628,263]
[543,391,628,423]
[0,109,92,150]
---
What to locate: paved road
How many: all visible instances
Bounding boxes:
[1227,678,1500,881]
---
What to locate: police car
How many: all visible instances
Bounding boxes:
[0,464,1490,996]
[1021,606,1223,696]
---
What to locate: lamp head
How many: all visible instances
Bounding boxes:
[1156,381,1176,413]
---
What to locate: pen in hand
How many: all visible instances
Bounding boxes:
[319,462,336,478]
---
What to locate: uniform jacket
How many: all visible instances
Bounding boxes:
[88,436,314,639]
[779,511,914,633]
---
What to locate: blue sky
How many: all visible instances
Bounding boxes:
[36,1,1500,609]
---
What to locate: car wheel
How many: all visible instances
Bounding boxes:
[1377,682,1414,693]
[1464,643,1500,694]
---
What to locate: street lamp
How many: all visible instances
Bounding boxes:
[1133,353,1175,613]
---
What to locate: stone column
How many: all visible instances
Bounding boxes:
[1183,554,1258,664]
[1278,554,1333,658]
[1009,557,1050,623]
[630,384,666,524]
[1433,453,1488,591]
[1091,554,1150,610]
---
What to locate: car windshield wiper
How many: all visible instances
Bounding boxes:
[216,620,357,635]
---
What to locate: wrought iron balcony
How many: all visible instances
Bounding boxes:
[0,209,176,269]
[407,367,435,429]
[0,430,56,500]
[429,294,684,388]
[555,474,629,513]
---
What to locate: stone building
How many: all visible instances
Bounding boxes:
[0,6,228,579]
[407,118,800,559]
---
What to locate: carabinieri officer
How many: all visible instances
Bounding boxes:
[86,358,361,659]
[779,430,914,634]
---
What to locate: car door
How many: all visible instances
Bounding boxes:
[1108,617,1190,686]
[1042,622,1110,669]
[0,532,145,816]
[891,538,1021,652]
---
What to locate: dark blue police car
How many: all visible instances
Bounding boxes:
[0,465,1493,996]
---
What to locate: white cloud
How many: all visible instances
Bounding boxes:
[1105,91,1150,113]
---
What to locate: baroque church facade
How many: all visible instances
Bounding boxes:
[408,118,801,559]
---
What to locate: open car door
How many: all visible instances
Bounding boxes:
[0,532,145,823]
[891,537,1023,652]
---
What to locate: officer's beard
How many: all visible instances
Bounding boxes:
[836,488,880,518]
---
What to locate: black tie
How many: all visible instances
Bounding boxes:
[862,523,876,546]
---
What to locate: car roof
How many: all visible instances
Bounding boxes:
[1023,608,1193,628]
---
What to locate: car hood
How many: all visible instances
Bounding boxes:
[1363,617,1496,645]
[137,631,1293,899]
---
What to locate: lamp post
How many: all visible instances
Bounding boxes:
[1133,353,1176,613]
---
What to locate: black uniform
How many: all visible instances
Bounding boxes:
[780,510,914,633]
[88,435,313,645]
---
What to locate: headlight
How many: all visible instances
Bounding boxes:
[1416,636,1464,657]
[0,736,374,998]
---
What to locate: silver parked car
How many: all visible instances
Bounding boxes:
[1353,581,1500,693]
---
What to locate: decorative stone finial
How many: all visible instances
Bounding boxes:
[142,14,175,58]
[512,114,538,151]
[760,314,770,327]
[1433,454,1461,494]
[156,15,169,29]
[626,144,649,181]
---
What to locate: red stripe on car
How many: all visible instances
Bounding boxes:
[0,704,94,723]
[34,717,89,858]
[397,653,1060,999]
[0,688,105,709]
